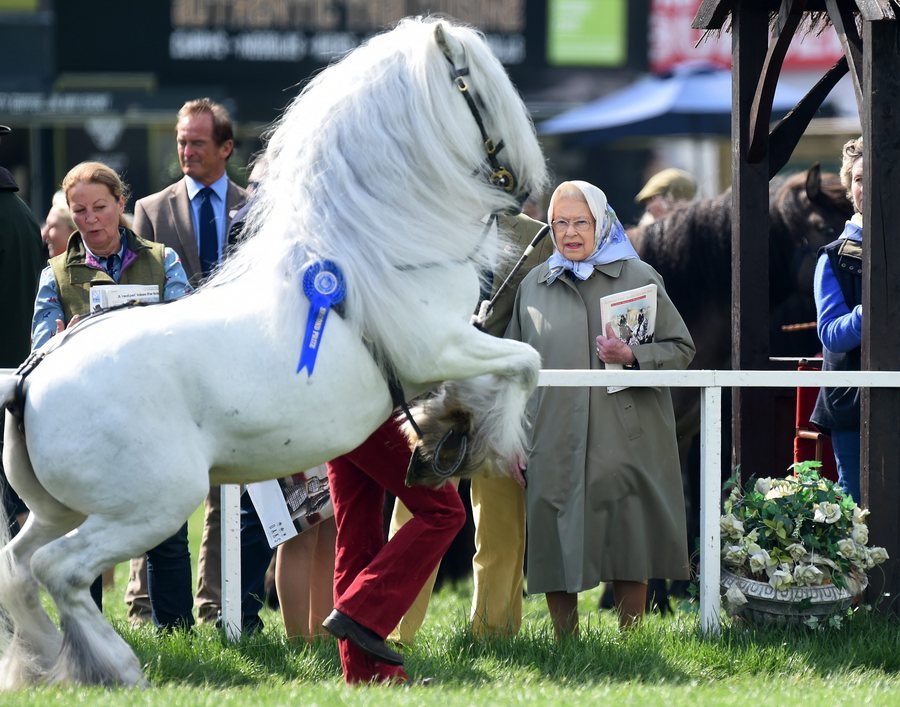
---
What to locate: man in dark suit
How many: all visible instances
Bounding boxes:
[133,98,247,285]
[128,98,248,626]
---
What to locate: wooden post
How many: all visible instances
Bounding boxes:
[861,17,900,615]
[731,2,772,479]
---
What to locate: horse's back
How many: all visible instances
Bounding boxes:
[22,295,392,506]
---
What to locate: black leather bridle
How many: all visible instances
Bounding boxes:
[437,34,528,208]
[395,35,537,482]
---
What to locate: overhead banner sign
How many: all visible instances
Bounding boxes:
[167,0,528,66]
[650,0,843,73]
[546,0,627,67]
[55,1,532,95]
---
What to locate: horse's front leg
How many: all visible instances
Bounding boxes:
[405,321,542,385]
[399,326,541,486]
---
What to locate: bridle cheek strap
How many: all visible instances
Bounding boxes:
[449,68,516,194]
[437,40,522,201]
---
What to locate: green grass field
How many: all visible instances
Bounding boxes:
[9,504,900,705]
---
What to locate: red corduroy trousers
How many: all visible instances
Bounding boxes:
[327,417,465,684]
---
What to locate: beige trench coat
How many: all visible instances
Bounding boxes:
[506,257,695,594]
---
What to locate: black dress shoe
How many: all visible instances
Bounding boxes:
[322,609,404,666]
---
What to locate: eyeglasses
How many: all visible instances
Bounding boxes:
[551,217,594,234]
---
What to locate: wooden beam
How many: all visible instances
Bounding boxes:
[731,1,773,479]
[861,16,900,615]
[825,0,866,113]
[855,0,897,21]
[767,56,849,177]
[747,0,807,163]
[692,0,734,29]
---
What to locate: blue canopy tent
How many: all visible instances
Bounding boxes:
[538,62,830,145]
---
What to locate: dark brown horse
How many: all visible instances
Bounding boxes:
[629,164,852,375]
[629,164,851,456]
[625,164,852,609]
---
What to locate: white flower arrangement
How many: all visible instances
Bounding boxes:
[720,461,888,607]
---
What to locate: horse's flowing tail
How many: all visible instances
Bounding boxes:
[0,379,15,643]
[0,372,19,582]
[0,376,69,688]
[0,377,36,687]
[0,375,16,418]
[0,494,19,689]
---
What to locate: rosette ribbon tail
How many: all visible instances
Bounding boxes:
[297,260,346,377]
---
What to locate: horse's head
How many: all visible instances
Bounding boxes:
[238,16,548,380]
[769,164,853,302]
[425,20,548,213]
[259,17,547,263]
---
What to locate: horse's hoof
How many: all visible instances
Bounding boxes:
[404,423,470,487]
[405,446,450,488]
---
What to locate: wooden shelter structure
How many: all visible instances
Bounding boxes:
[692,0,900,610]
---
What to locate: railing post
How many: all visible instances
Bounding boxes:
[699,384,722,636]
[220,484,242,641]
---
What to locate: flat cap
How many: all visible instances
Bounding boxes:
[635,168,697,204]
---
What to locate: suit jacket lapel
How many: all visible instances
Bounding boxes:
[225,182,248,249]
[169,181,202,280]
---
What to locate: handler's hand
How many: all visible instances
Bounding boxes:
[595,323,637,366]
[54,314,84,338]
[509,453,527,488]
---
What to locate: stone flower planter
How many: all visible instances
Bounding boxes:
[721,569,857,625]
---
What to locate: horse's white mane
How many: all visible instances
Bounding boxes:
[212,15,547,368]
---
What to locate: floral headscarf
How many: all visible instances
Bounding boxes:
[545,180,638,284]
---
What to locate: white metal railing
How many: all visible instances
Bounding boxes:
[535,368,900,635]
[4,367,898,637]
[219,368,899,638]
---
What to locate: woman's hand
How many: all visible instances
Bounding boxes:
[54,314,84,337]
[509,453,527,488]
[596,323,637,366]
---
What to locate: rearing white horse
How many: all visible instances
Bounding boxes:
[0,16,547,688]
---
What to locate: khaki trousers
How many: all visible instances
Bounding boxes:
[387,473,525,642]
[194,486,222,622]
[275,516,337,640]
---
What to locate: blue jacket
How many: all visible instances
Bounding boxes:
[810,221,862,433]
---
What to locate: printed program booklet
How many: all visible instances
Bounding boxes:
[246,465,333,548]
[599,283,657,394]
[89,284,159,312]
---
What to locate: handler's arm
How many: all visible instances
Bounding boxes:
[814,254,861,353]
[162,248,193,302]
[31,267,65,351]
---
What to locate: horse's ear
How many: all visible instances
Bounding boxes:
[805,162,822,202]
[434,22,465,67]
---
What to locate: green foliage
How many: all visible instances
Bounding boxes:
[16,502,900,704]
[14,582,900,705]
[721,462,888,594]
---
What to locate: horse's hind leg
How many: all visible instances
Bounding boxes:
[0,516,75,689]
[0,416,82,689]
[29,515,150,687]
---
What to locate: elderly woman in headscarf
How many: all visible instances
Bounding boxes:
[505,180,695,636]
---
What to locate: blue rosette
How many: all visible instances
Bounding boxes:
[297,260,346,376]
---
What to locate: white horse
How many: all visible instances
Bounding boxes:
[0,16,547,688]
